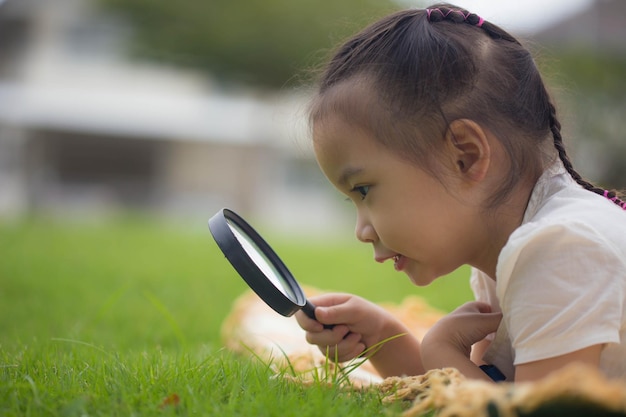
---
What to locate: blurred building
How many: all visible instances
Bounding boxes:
[0,0,622,234]
[0,0,347,234]
[533,0,626,52]
[532,0,626,187]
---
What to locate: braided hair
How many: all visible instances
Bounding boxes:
[310,3,626,210]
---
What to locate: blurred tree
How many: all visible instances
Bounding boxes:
[95,0,399,89]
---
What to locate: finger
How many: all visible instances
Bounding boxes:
[335,343,366,363]
[321,334,366,363]
[304,294,357,327]
[308,293,353,308]
[464,312,503,346]
[295,310,324,332]
[474,302,493,314]
[305,325,350,346]
[314,298,366,326]
[477,311,503,334]
[456,301,493,314]
[335,332,365,358]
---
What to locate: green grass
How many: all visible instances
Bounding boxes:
[0,215,472,416]
[1,343,408,416]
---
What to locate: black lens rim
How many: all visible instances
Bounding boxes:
[208,208,306,317]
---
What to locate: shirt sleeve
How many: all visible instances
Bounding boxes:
[470,267,500,312]
[496,220,625,365]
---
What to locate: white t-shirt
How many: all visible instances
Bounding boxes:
[471,161,626,381]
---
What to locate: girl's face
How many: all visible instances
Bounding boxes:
[313,115,483,286]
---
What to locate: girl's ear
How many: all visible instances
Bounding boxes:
[444,119,491,183]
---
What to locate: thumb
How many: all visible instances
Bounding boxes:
[451,301,503,344]
[474,311,503,338]
[308,293,352,308]
[456,301,494,314]
[308,293,358,325]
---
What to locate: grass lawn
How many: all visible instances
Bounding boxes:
[0,215,472,416]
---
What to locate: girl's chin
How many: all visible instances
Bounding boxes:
[409,277,434,287]
[404,267,438,287]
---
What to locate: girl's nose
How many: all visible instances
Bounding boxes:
[355,214,377,243]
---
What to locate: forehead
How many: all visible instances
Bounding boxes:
[310,76,447,183]
[312,113,396,188]
[311,78,386,176]
[312,112,379,158]
[311,76,386,137]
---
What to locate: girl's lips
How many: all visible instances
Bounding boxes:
[393,255,407,272]
[375,254,407,272]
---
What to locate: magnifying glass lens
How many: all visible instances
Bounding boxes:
[227,220,297,300]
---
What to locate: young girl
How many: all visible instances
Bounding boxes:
[295,3,626,382]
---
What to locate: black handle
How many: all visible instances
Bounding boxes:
[302,300,333,329]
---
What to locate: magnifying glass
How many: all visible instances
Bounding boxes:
[209,208,330,328]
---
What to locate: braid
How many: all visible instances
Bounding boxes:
[549,103,626,210]
[549,104,592,190]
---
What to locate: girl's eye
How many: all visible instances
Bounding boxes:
[351,185,370,200]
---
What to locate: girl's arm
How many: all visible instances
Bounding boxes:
[366,318,424,378]
[421,302,604,382]
[421,341,494,381]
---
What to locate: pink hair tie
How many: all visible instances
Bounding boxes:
[604,189,619,203]
[426,7,485,28]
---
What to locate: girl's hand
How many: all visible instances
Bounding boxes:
[420,301,502,380]
[295,293,424,377]
[296,293,390,361]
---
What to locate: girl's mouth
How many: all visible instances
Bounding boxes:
[393,255,407,271]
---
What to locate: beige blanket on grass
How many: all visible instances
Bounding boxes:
[222,288,626,417]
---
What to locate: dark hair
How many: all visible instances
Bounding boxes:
[310,3,625,209]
